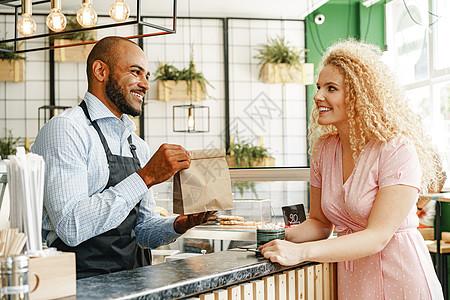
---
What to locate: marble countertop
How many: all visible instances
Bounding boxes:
[75,249,312,299]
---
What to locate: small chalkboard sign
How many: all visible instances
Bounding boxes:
[282,204,306,226]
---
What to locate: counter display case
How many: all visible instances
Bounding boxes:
[155,168,310,247]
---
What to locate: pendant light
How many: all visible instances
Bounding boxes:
[172,0,210,133]
[77,0,98,28]
[1,0,178,54]
[17,0,36,37]
[173,104,210,133]
[46,0,67,32]
[109,0,130,22]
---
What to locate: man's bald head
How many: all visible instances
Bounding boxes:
[86,36,138,84]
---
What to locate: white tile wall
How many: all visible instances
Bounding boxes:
[0,16,309,215]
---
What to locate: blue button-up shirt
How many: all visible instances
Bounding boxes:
[31,92,180,248]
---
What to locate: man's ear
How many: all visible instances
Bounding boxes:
[92,60,109,82]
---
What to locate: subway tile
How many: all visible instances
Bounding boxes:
[26,61,48,81]
[201,63,224,83]
[250,28,271,47]
[147,46,169,64]
[78,83,88,99]
[232,64,252,82]
[59,81,78,100]
[5,120,26,137]
[6,99,25,119]
[145,81,158,100]
[25,50,47,62]
[57,63,79,81]
[147,117,167,134]
[26,119,39,139]
[5,82,26,100]
[201,25,222,45]
[230,46,251,64]
[26,81,47,100]
[200,45,223,63]
[230,28,250,46]
[285,100,302,119]
[26,100,46,120]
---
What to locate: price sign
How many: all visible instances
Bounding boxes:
[282,204,306,226]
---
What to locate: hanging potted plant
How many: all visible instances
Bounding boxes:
[226,140,274,168]
[254,36,313,84]
[0,42,25,82]
[52,15,96,62]
[226,139,274,197]
[154,60,213,102]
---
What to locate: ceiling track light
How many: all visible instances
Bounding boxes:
[0,0,178,54]
[17,0,36,37]
[47,0,67,32]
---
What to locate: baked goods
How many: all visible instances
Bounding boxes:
[216,215,245,222]
[219,220,244,225]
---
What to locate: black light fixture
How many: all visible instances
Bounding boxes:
[171,0,210,134]
[0,0,177,53]
[173,104,210,133]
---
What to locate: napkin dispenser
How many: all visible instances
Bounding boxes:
[28,252,76,300]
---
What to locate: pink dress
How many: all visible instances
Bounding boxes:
[310,135,443,299]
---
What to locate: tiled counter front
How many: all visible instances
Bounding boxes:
[75,250,336,299]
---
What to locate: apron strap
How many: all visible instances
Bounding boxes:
[80,100,137,159]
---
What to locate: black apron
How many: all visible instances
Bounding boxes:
[52,101,151,279]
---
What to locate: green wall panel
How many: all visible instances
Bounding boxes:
[305,0,386,124]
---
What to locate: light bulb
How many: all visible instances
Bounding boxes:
[77,2,97,28]
[109,0,130,22]
[47,9,67,32]
[17,14,36,37]
[187,107,195,131]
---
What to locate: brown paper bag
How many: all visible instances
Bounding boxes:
[173,148,233,214]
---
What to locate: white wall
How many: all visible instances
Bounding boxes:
[0,15,309,215]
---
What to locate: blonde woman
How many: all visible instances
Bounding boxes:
[260,39,444,299]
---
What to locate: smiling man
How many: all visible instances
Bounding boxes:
[31,36,214,279]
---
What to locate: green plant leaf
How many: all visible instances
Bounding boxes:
[254,36,308,80]
[153,60,214,95]
[0,130,21,159]
[0,42,25,61]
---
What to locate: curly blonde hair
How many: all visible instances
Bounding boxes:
[308,39,444,193]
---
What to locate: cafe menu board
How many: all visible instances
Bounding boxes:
[282,204,306,226]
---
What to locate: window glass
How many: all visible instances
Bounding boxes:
[387,0,450,190]
[433,0,450,70]
[152,179,309,222]
[385,0,429,85]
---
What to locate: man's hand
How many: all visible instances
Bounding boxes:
[173,211,217,234]
[137,143,190,188]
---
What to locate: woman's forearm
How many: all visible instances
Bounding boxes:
[301,228,387,263]
[286,218,333,243]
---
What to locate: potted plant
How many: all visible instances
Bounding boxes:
[227,141,274,168]
[52,15,96,62]
[227,140,275,197]
[254,36,313,84]
[0,130,21,159]
[154,60,213,102]
[0,42,25,82]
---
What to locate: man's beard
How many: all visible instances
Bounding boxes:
[105,74,142,117]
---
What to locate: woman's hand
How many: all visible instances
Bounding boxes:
[259,239,307,266]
